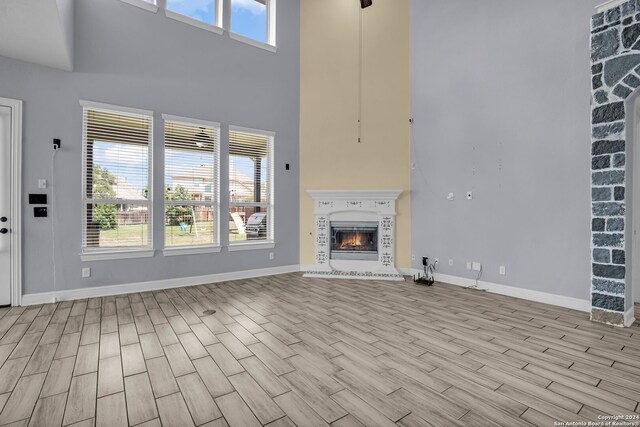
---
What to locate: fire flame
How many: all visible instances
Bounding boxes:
[339,232,365,250]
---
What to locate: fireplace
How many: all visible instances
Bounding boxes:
[304,189,403,281]
[330,221,378,261]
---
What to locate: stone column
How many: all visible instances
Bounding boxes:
[589,0,640,326]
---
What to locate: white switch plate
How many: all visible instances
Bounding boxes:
[466,262,471,270]
[472,262,481,271]
[269,252,274,260]
[38,179,47,189]
[82,268,91,278]
[499,265,506,275]
[448,259,453,266]
[466,191,473,200]
[411,254,415,261]
[447,192,454,201]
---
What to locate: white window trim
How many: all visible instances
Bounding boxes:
[228,125,275,138]
[163,115,221,250]
[80,100,153,117]
[267,0,276,46]
[228,125,275,247]
[119,0,159,13]
[163,245,222,257]
[81,249,156,262]
[227,241,275,252]
[165,9,224,35]
[80,101,154,256]
[162,114,220,129]
[229,32,277,53]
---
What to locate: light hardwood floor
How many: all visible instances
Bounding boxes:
[0,273,639,426]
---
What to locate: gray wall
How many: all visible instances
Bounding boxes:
[0,0,300,295]
[410,0,600,300]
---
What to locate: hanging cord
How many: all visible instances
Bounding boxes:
[357,6,363,143]
[51,149,58,301]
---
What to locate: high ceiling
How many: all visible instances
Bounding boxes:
[0,0,73,71]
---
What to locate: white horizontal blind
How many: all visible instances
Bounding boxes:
[164,119,219,247]
[229,128,273,243]
[82,106,152,250]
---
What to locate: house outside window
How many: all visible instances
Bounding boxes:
[81,101,153,260]
[228,126,274,247]
[164,116,220,251]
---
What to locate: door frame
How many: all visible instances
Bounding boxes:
[0,97,22,307]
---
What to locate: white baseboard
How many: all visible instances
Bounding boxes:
[624,306,636,327]
[22,265,300,306]
[407,270,591,313]
[31,264,593,314]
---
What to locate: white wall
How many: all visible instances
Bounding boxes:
[410,0,601,300]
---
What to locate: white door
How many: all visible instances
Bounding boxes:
[0,106,11,306]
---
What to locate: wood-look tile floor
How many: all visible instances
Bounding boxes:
[0,274,639,427]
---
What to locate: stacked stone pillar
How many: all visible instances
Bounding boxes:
[590,0,640,326]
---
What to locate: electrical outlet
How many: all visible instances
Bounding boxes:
[466,262,471,270]
[447,192,454,201]
[269,252,274,260]
[435,258,439,264]
[466,191,473,200]
[82,268,91,278]
[411,254,415,261]
[472,262,481,271]
[38,179,47,189]
[448,259,453,266]
[499,265,506,275]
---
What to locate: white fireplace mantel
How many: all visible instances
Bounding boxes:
[304,189,404,281]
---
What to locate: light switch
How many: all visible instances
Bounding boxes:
[38,179,47,189]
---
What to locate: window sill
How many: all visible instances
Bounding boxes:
[229,32,277,53]
[165,10,223,35]
[119,0,159,13]
[163,245,222,257]
[228,241,275,251]
[81,249,156,262]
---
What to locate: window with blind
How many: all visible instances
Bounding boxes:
[164,117,220,248]
[230,0,276,46]
[81,102,152,251]
[229,126,274,244]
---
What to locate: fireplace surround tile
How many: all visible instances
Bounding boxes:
[304,190,403,281]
